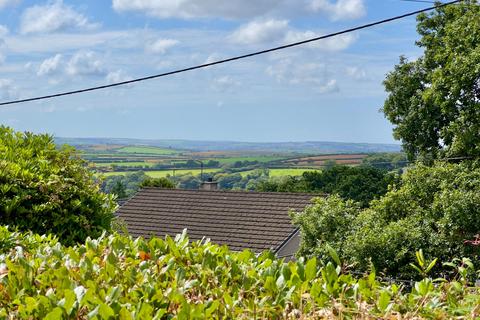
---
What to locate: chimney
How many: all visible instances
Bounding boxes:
[200,178,218,191]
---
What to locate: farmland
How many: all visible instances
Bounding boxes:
[77,141,378,179]
[102,168,220,178]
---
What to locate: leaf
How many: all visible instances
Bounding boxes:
[60,289,76,315]
[205,300,220,317]
[377,291,391,312]
[305,257,317,281]
[119,307,133,320]
[139,251,151,261]
[326,244,341,266]
[98,303,115,319]
[425,258,438,273]
[44,307,63,320]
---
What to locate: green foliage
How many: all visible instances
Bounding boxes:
[362,152,408,170]
[257,165,398,207]
[139,177,175,189]
[293,161,480,278]
[382,1,480,161]
[111,181,127,199]
[0,126,115,246]
[0,226,479,318]
[101,171,149,197]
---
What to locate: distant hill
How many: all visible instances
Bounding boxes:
[55,137,401,154]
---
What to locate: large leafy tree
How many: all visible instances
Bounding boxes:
[293,161,480,277]
[0,126,115,245]
[382,1,480,161]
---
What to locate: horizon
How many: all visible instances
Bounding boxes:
[55,136,402,146]
[0,0,429,143]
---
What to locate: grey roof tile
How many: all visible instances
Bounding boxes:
[117,188,318,253]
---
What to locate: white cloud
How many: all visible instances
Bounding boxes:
[106,69,132,84]
[309,0,366,20]
[112,0,282,20]
[37,54,63,76]
[230,19,356,51]
[230,19,289,45]
[0,79,17,100]
[66,51,106,76]
[36,51,107,78]
[0,25,8,64]
[318,79,338,93]
[0,25,7,37]
[284,30,356,51]
[346,66,368,80]
[266,59,338,93]
[145,38,179,54]
[0,0,20,10]
[20,0,98,34]
[212,75,241,91]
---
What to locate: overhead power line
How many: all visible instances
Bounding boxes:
[0,0,462,107]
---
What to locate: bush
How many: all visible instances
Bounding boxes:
[0,226,480,318]
[293,161,480,277]
[0,126,115,245]
[139,177,175,189]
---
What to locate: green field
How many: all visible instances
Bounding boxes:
[101,168,220,178]
[240,168,320,177]
[116,146,180,155]
[94,162,158,167]
[215,156,286,164]
[269,168,320,177]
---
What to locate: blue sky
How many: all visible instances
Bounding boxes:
[0,0,431,143]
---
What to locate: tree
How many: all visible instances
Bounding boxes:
[111,181,127,199]
[293,161,480,277]
[382,1,480,161]
[140,177,175,189]
[0,126,115,245]
[256,165,398,207]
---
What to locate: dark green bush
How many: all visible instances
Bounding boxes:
[292,161,480,277]
[0,126,115,245]
[139,177,175,189]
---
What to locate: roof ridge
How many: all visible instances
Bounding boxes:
[139,187,323,197]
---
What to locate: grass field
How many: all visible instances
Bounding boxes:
[240,168,320,177]
[101,168,220,178]
[94,162,158,167]
[214,156,287,164]
[116,146,180,155]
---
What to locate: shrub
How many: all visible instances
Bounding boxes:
[293,161,480,277]
[0,226,480,318]
[0,126,115,245]
[139,177,175,189]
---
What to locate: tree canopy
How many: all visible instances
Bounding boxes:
[292,161,480,277]
[0,126,115,245]
[382,1,480,161]
[256,165,398,207]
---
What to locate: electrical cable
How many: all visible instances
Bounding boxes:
[0,0,462,107]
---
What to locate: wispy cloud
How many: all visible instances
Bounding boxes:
[145,38,179,54]
[0,0,20,10]
[308,0,366,20]
[20,0,99,34]
[230,19,289,45]
[0,78,17,99]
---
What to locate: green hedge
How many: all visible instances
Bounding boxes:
[0,126,115,245]
[0,227,479,319]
